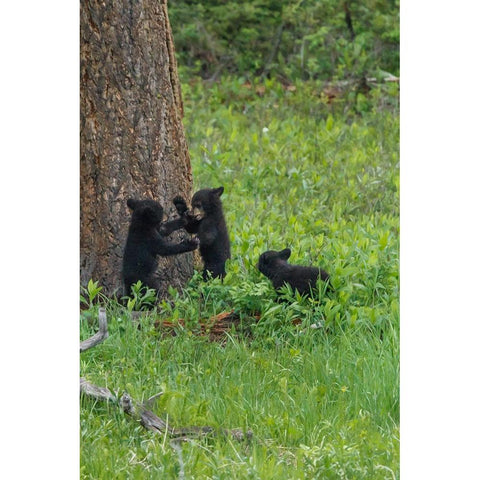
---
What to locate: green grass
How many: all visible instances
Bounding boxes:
[81,77,399,479]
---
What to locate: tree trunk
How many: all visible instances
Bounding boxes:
[80,0,193,297]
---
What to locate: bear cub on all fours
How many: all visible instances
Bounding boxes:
[173,186,230,280]
[122,198,199,295]
[257,248,331,297]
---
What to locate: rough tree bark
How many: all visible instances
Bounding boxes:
[80,0,194,297]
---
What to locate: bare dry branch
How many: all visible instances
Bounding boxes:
[120,393,173,435]
[80,381,252,441]
[119,393,251,441]
[144,391,165,408]
[80,308,108,352]
[80,377,117,403]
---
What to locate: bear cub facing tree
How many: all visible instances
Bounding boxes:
[122,198,199,295]
[173,186,230,280]
[257,248,330,297]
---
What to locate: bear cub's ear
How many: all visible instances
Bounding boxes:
[127,198,137,210]
[279,248,291,260]
[213,186,224,197]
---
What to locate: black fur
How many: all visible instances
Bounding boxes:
[122,198,199,294]
[257,248,330,297]
[173,186,230,280]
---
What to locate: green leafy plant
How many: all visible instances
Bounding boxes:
[121,280,158,312]
[80,279,105,308]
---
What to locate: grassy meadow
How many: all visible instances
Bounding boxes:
[80,78,399,479]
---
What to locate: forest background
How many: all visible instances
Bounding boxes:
[169,0,399,81]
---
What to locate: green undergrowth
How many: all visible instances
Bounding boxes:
[169,0,399,81]
[80,78,399,479]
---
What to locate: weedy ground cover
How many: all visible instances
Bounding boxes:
[80,77,399,479]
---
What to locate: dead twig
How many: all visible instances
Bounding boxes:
[80,307,108,352]
[80,377,116,403]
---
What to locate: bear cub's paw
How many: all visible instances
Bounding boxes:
[173,196,188,216]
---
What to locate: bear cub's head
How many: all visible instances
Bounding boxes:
[127,198,166,227]
[257,248,292,278]
[190,186,224,220]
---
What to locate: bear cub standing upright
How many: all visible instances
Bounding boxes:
[122,198,199,295]
[173,186,230,280]
[257,248,330,297]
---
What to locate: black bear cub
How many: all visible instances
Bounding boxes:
[173,186,230,280]
[257,248,330,297]
[122,198,199,295]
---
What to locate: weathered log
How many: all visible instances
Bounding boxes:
[120,392,251,441]
[80,383,251,441]
[120,392,173,435]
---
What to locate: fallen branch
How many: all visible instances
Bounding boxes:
[80,377,116,403]
[80,379,251,441]
[120,392,251,441]
[80,307,108,352]
[119,392,172,435]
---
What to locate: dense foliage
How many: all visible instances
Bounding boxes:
[80,76,399,478]
[169,0,399,81]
